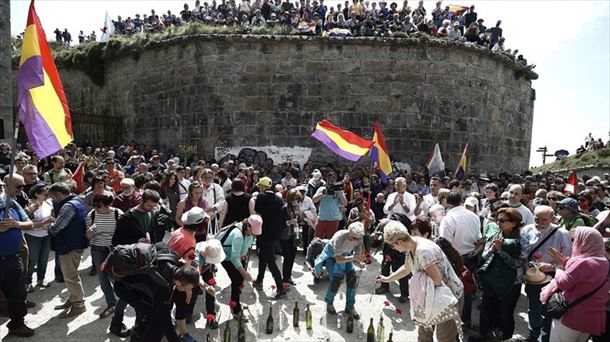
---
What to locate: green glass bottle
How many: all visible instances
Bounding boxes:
[223,320,231,342]
[206,333,211,342]
[305,304,313,330]
[377,315,384,342]
[387,330,394,342]
[265,305,274,334]
[293,301,300,328]
[366,318,375,342]
[346,314,354,334]
[237,311,246,342]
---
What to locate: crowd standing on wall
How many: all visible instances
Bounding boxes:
[27,1,533,66]
[0,140,610,342]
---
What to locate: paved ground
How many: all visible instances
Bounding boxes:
[0,241,530,342]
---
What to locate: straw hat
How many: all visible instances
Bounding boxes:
[525,267,552,285]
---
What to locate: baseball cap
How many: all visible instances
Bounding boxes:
[248,214,263,235]
[257,177,272,188]
[558,198,579,214]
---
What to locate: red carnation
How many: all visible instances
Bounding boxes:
[271,285,276,290]
[534,252,543,260]
[229,301,238,308]
[208,278,217,286]
[282,282,290,287]
[384,255,393,263]
[238,284,244,290]
[384,300,390,307]
[187,252,196,260]
[395,308,403,315]
[206,313,215,321]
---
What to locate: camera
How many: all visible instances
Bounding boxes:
[328,182,344,192]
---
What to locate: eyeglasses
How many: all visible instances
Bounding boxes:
[497,218,510,223]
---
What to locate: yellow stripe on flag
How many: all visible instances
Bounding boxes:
[19,24,42,65]
[317,125,372,156]
[28,70,73,146]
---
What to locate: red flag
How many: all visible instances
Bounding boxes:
[72,162,85,194]
[564,170,577,195]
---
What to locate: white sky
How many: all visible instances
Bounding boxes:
[9,0,610,168]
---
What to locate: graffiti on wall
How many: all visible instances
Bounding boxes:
[215,146,312,167]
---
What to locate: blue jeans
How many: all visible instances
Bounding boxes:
[324,257,357,310]
[525,283,551,342]
[24,234,51,285]
[91,245,117,306]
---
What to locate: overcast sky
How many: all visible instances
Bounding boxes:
[9,0,610,168]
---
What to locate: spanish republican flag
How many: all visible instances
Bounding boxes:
[370,122,392,182]
[311,120,374,162]
[17,0,73,159]
[454,144,469,180]
[564,170,577,195]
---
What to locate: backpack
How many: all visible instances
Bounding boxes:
[100,242,179,288]
[576,214,598,227]
[90,208,120,224]
[213,222,240,247]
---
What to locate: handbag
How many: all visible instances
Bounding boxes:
[545,266,610,319]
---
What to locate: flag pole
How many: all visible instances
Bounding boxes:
[4,108,21,218]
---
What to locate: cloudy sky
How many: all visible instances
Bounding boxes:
[9,0,610,168]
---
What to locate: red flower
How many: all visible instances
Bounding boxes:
[384,255,393,263]
[534,252,543,260]
[271,285,276,290]
[384,300,390,307]
[206,313,215,321]
[238,284,244,290]
[229,301,238,308]
[395,308,403,315]
[208,278,217,286]
[187,252,196,260]
[282,282,290,287]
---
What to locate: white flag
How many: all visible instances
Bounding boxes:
[427,143,445,177]
[100,12,115,42]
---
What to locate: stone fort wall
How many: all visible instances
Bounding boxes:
[55,34,536,174]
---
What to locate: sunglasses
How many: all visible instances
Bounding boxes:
[497,218,510,223]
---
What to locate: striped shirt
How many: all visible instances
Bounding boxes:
[87,208,123,247]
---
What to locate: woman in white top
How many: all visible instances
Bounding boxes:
[86,191,123,318]
[24,184,54,291]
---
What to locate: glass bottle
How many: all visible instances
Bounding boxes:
[346,314,354,334]
[293,301,299,328]
[305,304,313,330]
[377,315,384,342]
[366,318,375,342]
[223,320,231,342]
[265,305,274,334]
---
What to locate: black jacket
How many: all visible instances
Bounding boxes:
[254,190,284,242]
[112,208,160,246]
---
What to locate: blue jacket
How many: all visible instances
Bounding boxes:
[53,195,88,255]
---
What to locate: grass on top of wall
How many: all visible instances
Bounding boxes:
[531,147,610,173]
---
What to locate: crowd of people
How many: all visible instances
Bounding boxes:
[37,1,529,65]
[1,140,609,342]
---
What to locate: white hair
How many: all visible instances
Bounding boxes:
[120,178,135,187]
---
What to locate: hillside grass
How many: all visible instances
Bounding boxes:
[531,147,610,173]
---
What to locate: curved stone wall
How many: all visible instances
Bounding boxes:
[57,34,537,173]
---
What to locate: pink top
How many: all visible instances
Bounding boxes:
[555,256,610,335]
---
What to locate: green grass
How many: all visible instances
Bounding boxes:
[531,147,610,173]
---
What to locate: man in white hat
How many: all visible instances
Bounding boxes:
[521,205,571,342]
[219,214,262,318]
[167,207,215,337]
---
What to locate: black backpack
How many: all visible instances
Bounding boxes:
[101,242,179,288]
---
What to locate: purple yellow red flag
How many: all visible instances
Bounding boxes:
[370,122,392,182]
[18,0,73,159]
[454,143,469,180]
[311,120,374,162]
